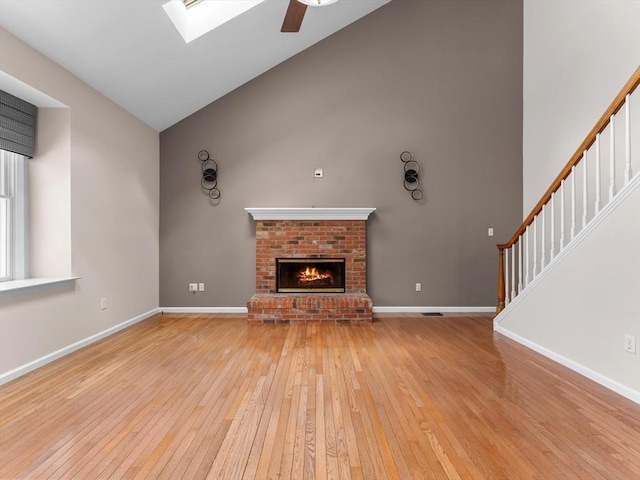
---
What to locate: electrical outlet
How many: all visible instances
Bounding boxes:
[416,283,422,292]
[488,227,494,237]
[189,283,197,292]
[314,168,323,178]
[198,283,205,292]
[100,297,107,310]
[624,335,636,354]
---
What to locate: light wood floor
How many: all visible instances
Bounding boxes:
[1,313,639,479]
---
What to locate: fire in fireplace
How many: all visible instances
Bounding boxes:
[276,258,345,293]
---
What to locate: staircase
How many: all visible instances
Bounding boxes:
[493,67,640,403]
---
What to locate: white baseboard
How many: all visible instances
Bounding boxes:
[160,307,249,314]
[0,307,161,385]
[160,306,494,314]
[372,306,495,313]
[494,323,640,404]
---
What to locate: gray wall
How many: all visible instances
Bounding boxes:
[160,0,523,308]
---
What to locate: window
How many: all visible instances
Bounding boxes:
[0,150,28,282]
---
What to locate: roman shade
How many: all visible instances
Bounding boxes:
[0,90,36,158]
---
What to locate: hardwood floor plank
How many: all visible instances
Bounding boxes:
[207,375,268,479]
[330,327,362,479]
[0,313,638,480]
[352,375,400,479]
[321,336,340,480]
[257,327,297,479]
[314,374,327,480]
[303,325,318,480]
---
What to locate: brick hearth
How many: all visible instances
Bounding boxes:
[247,294,373,323]
[245,208,375,323]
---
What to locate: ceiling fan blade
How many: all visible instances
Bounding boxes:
[281,0,307,33]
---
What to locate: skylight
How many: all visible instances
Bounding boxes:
[163,0,267,43]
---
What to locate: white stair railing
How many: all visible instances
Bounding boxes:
[497,68,640,311]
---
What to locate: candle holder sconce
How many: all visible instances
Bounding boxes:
[198,150,220,200]
[400,151,423,200]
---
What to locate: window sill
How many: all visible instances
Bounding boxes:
[0,277,80,295]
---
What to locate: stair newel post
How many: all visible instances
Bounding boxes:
[497,246,506,313]
[504,247,509,305]
[510,245,516,300]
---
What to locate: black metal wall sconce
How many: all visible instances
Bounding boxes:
[198,150,220,200]
[400,151,422,200]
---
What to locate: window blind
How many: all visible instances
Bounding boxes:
[0,90,36,159]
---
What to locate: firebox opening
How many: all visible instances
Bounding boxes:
[276,258,345,293]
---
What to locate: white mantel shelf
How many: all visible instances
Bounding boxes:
[245,207,376,221]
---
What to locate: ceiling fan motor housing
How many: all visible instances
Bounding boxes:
[298,0,339,6]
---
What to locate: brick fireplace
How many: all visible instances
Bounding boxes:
[245,208,375,323]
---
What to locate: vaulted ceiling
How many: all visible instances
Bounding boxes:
[0,0,390,131]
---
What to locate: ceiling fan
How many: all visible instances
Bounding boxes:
[181,0,338,34]
[281,0,339,33]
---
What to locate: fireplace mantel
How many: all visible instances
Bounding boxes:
[245,207,376,221]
